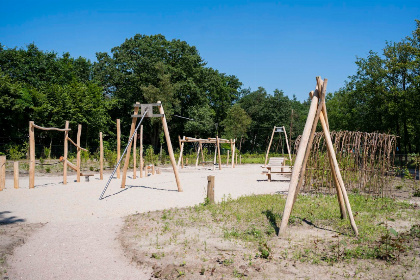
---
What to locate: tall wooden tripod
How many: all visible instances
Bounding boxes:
[279,77,358,236]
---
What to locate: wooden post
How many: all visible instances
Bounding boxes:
[195,144,201,167]
[121,103,139,188]
[200,142,205,163]
[152,164,155,175]
[117,119,121,179]
[283,126,292,162]
[158,101,182,192]
[29,121,35,189]
[231,139,236,168]
[226,150,230,166]
[177,136,185,168]
[100,132,104,180]
[14,161,19,189]
[279,83,320,235]
[0,156,5,191]
[213,144,217,171]
[140,125,143,178]
[207,175,215,204]
[265,126,276,166]
[216,136,222,170]
[76,124,82,183]
[63,121,69,185]
[133,132,137,179]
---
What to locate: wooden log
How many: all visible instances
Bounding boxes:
[117,119,121,179]
[121,103,139,188]
[158,101,182,192]
[279,80,320,235]
[177,136,185,168]
[265,126,276,166]
[76,124,82,183]
[213,143,217,171]
[199,142,205,163]
[207,175,215,204]
[195,144,201,167]
[231,139,235,168]
[63,121,69,185]
[66,137,88,151]
[283,126,292,161]
[100,132,104,180]
[216,136,222,170]
[133,131,137,179]
[14,161,19,189]
[31,123,71,131]
[0,156,5,191]
[29,121,35,189]
[140,125,143,178]
[226,150,230,166]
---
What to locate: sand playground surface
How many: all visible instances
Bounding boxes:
[0,164,289,279]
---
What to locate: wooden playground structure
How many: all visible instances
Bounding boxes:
[261,126,292,181]
[177,137,236,169]
[279,77,358,236]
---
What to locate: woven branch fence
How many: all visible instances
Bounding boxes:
[294,131,397,196]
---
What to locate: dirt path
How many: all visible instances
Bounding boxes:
[0,164,289,279]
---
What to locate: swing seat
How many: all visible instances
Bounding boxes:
[262,157,292,181]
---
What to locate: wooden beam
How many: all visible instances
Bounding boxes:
[66,136,88,152]
[177,136,185,168]
[121,103,139,188]
[76,124,82,183]
[195,144,201,167]
[216,136,222,170]
[158,101,182,192]
[0,156,5,191]
[140,125,143,178]
[31,123,71,132]
[63,121,69,185]
[207,175,215,204]
[117,119,121,179]
[265,126,276,166]
[226,149,230,166]
[14,161,19,189]
[29,121,35,189]
[133,131,137,179]
[283,126,292,162]
[100,132,104,180]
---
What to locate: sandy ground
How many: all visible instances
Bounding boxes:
[0,164,289,279]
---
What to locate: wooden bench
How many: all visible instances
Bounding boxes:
[261,157,292,182]
[80,173,94,182]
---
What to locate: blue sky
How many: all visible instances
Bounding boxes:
[1,1,419,101]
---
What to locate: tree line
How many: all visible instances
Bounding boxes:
[1,20,420,159]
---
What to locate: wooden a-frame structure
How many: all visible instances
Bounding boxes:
[279,77,358,236]
[264,126,292,166]
[120,101,182,192]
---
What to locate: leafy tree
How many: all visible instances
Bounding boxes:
[184,104,216,137]
[221,104,251,148]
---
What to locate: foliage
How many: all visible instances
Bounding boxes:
[221,104,251,140]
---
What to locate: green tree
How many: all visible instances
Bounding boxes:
[221,104,252,147]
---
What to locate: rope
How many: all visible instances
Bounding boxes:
[173,114,194,121]
[99,109,148,200]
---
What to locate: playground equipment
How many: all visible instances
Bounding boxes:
[99,101,181,200]
[279,77,358,236]
[264,126,291,165]
[177,137,236,169]
[29,121,90,188]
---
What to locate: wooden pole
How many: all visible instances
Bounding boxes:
[213,144,217,171]
[207,175,215,204]
[195,144,201,167]
[283,126,292,162]
[158,101,182,192]
[0,156,5,191]
[177,136,185,168]
[76,124,82,183]
[200,142,205,163]
[289,109,294,154]
[226,150,230,166]
[117,119,121,179]
[216,136,222,170]
[29,121,35,189]
[140,125,143,178]
[63,121,69,185]
[14,161,19,189]
[100,132,104,180]
[133,131,137,179]
[231,139,236,168]
[279,81,320,235]
[121,103,139,188]
[265,126,276,166]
